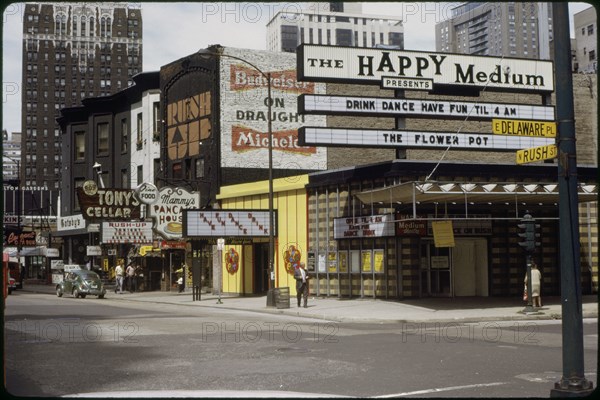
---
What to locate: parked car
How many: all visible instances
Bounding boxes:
[7,274,16,295]
[56,269,106,299]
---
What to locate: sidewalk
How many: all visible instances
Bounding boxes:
[17,283,598,324]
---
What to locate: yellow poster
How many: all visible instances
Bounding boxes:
[361,250,372,273]
[432,220,455,247]
[328,251,338,273]
[374,250,384,273]
[339,252,348,273]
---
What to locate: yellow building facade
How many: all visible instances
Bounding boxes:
[216,175,309,296]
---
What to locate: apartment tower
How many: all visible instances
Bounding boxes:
[21,2,142,211]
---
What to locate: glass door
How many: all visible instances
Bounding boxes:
[420,240,452,297]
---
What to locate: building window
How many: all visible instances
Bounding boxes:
[588,24,594,35]
[582,27,586,35]
[137,165,143,184]
[121,169,128,188]
[121,118,128,153]
[97,123,109,156]
[589,50,596,61]
[153,102,160,139]
[136,112,143,148]
[195,158,204,179]
[74,131,85,161]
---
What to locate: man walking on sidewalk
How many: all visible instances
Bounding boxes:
[295,262,309,308]
[115,263,124,294]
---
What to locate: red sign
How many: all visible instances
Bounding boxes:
[229,65,315,94]
[231,126,316,155]
[160,241,187,250]
[396,214,427,236]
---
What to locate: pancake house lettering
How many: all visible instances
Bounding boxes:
[77,188,141,221]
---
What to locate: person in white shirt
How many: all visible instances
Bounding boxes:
[294,262,310,308]
[115,263,124,294]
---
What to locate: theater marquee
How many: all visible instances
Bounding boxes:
[298,45,554,93]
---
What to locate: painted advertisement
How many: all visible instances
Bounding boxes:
[219,47,327,170]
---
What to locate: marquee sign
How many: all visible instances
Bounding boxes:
[299,127,555,151]
[299,95,556,121]
[334,214,395,239]
[297,45,555,93]
[101,222,153,244]
[184,210,277,237]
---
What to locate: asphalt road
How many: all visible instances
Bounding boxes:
[4,292,597,398]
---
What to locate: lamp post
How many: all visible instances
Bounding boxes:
[197,45,276,306]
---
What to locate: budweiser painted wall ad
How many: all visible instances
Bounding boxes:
[219,47,327,171]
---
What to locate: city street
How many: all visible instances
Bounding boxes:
[4,292,597,397]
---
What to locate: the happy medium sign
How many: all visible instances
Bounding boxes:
[297,45,554,93]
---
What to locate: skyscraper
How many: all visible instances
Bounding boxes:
[435,2,553,59]
[266,2,403,52]
[21,2,143,209]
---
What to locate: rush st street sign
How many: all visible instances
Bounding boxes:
[516,144,558,164]
[297,44,555,93]
[492,119,557,137]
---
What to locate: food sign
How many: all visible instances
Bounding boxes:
[150,187,200,239]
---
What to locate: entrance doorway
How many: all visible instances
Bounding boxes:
[420,238,489,297]
[253,243,269,294]
[420,241,452,296]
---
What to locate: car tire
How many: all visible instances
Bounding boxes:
[98,294,104,299]
[73,288,79,298]
[80,294,87,299]
[56,286,63,297]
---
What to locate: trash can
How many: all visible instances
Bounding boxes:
[274,287,290,309]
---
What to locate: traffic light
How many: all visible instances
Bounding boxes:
[518,213,541,253]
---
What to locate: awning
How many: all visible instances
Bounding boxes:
[17,246,47,257]
[355,181,598,206]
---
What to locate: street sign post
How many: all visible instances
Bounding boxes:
[516,144,558,164]
[492,119,557,137]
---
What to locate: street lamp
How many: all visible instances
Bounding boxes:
[197,45,276,306]
[93,162,105,188]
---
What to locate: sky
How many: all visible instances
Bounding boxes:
[1,2,594,136]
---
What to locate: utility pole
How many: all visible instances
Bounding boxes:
[550,3,593,397]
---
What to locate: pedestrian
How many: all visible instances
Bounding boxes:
[115,262,124,294]
[524,261,542,307]
[126,263,135,293]
[294,262,309,308]
[177,274,184,293]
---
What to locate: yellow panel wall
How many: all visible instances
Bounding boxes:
[218,175,309,296]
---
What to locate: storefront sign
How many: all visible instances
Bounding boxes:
[427,216,493,236]
[299,127,555,151]
[86,246,102,256]
[4,229,36,247]
[77,183,141,221]
[3,215,22,225]
[184,210,276,237]
[432,221,455,248]
[396,214,427,236]
[160,240,187,250]
[150,187,200,240]
[45,248,60,258]
[57,214,86,231]
[300,95,556,121]
[101,222,153,244]
[135,182,159,205]
[334,214,395,239]
[298,45,554,93]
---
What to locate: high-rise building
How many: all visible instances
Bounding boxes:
[21,2,143,207]
[266,2,403,52]
[435,2,553,59]
[573,6,597,73]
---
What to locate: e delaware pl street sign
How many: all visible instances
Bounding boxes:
[300,95,556,121]
[299,127,555,151]
[492,119,557,137]
[516,144,558,164]
[297,44,555,93]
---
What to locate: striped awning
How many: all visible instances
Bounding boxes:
[355,181,598,206]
